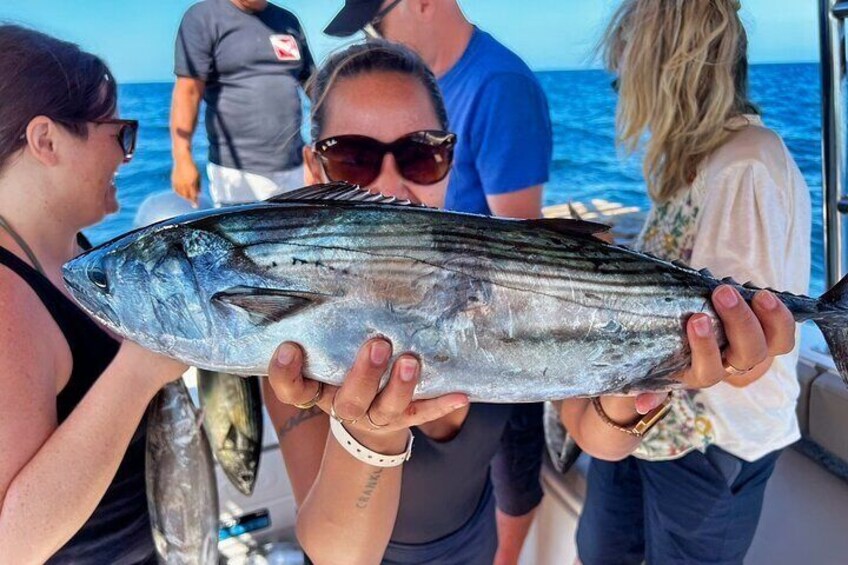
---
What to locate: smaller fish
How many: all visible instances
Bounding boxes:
[198,370,263,496]
[146,379,219,564]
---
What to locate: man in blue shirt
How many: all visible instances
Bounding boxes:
[325,0,552,219]
[324,3,552,563]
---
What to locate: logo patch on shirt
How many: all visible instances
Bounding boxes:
[270,35,301,62]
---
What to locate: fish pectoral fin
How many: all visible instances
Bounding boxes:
[212,286,324,325]
[265,182,434,209]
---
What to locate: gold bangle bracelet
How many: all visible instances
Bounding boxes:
[591,393,673,438]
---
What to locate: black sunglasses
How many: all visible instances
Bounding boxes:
[314,130,456,187]
[93,119,139,163]
[17,118,138,163]
[363,0,403,39]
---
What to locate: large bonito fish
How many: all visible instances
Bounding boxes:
[64,183,848,402]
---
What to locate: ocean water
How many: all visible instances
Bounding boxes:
[91,63,825,296]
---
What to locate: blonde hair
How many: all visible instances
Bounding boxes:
[602,0,757,202]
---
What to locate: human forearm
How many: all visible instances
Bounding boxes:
[297,432,408,565]
[170,78,204,161]
[561,397,643,461]
[494,507,538,565]
[0,354,163,563]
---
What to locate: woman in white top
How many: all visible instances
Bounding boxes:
[575,1,812,564]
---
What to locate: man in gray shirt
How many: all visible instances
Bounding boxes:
[171,0,314,206]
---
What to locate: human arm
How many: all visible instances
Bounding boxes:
[265,340,468,565]
[0,290,185,565]
[170,77,205,205]
[488,185,543,219]
[561,285,796,461]
[491,403,545,565]
[171,6,213,205]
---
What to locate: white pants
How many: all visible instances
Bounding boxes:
[207,163,305,206]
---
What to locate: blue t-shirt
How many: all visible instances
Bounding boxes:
[438,28,552,215]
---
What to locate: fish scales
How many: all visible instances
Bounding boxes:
[63,183,848,403]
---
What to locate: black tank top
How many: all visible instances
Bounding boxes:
[0,243,155,564]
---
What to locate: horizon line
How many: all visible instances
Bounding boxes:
[120,60,820,85]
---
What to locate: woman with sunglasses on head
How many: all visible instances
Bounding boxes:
[0,25,187,563]
[574,2,811,564]
[262,40,797,565]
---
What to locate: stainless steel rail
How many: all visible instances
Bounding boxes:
[820,0,848,287]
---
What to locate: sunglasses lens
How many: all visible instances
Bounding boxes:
[394,137,453,185]
[319,138,383,186]
[120,124,137,161]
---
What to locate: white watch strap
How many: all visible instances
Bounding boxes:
[329,417,414,468]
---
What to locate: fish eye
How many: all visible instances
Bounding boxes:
[88,268,109,291]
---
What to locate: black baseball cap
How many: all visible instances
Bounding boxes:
[325,0,383,37]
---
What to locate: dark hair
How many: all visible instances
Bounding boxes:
[0,25,117,172]
[308,40,448,141]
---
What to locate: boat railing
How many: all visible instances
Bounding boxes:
[820,0,848,287]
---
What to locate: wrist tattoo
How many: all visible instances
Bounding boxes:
[277,405,323,440]
[356,469,384,509]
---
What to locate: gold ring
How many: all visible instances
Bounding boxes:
[293,381,324,410]
[330,393,360,425]
[722,358,753,376]
[365,409,390,430]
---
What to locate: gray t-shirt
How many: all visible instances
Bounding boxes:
[175,0,314,174]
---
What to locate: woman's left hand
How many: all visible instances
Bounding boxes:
[634,284,796,413]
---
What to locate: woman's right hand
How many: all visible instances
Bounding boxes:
[267,339,469,453]
[116,341,188,390]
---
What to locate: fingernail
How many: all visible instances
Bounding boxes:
[759,291,778,310]
[277,344,296,366]
[692,316,712,338]
[370,340,391,366]
[399,357,419,382]
[716,286,739,309]
[453,398,469,410]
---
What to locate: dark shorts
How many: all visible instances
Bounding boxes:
[576,447,781,565]
[304,481,497,565]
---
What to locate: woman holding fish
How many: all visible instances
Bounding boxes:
[0,26,188,562]
[575,1,813,564]
[262,41,798,565]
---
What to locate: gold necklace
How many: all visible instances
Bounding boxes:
[0,214,46,275]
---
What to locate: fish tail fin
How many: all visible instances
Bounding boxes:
[814,273,848,386]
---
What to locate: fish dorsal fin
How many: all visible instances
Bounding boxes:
[212,286,326,326]
[523,217,612,238]
[265,182,433,209]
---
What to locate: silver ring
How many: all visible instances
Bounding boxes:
[365,409,390,430]
[330,393,360,425]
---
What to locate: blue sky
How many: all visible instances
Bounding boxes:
[1,0,819,83]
